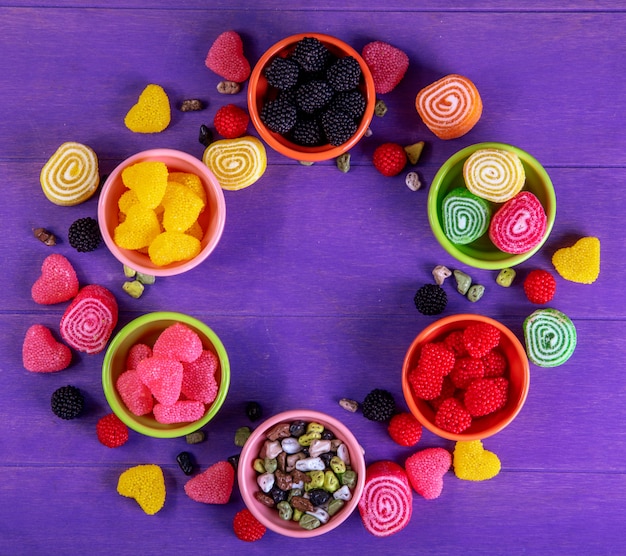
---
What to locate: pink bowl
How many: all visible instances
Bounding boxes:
[238,409,366,538]
[402,314,530,441]
[97,149,226,277]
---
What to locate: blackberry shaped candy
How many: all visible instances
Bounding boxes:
[291,36,331,72]
[291,117,323,147]
[320,109,358,147]
[326,56,362,92]
[330,90,366,120]
[362,388,396,422]
[260,96,298,134]
[264,57,300,90]
[51,385,84,420]
[295,80,334,114]
[414,284,448,315]
[68,216,102,252]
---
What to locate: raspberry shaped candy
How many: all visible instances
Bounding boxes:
[434,397,472,434]
[523,269,557,304]
[450,357,485,389]
[388,412,423,446]
[96,413,129,448]
[372,142,407,176]
[414,284,447,315]
[443,330,467,357]
[233,508,266,542]
[464,377,509,417]
[409,366,444,400]
[482,349,507,378]
[417,343,456,377]
[213,104,249,139]
[361,41,409,94]
[184,460,234,504]
[22,324,72,373]
[205,31,251,83]
[404,447,452,499]
[463,322,501,358]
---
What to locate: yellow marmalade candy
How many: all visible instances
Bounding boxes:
[148,231,201,266]
[185,220,204,241]
[169,172,207,210]
[117,464,166,515]
[114,204,161,250]
[453,440,501,481]
[121,161,168,209]
[124,84,171,133]
[161,181,204,233]
[552,236,600,284]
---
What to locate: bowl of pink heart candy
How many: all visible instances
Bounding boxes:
[102,311,230,438]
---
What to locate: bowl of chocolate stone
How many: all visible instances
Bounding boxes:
[237,409,366,537]
[247,33,376,162]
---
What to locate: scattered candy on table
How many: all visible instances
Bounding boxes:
[358,460,412,537]
[202,136,267,190]
[124,84,171,133]
[453,440,501,481]
[22,324,72,373]
[415,74,482,140]
[39,141,100,206]
[523,308,577,367]
[205,30,251,83]
[404,447,452,499]
[31,253,79,305]
[552,236,601,284]
[117,464,166,515]
[184,460,234,504]
[361,40,409,94]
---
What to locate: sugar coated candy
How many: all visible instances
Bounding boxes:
[117,464,166,515]
[153,400,206,424]
[153,322,203,363]
[60,284,118,354]
[116,369,154,416]
[114,204,161,250]
[148,231,201,267]
[453,440,501,481]
[136,355,183,406]
[552,236,600,284]
[358,460,413,537]
[205,31,251,83]
[22,324,72,373]
[161,181,205,233]
[361,41,409,94]
[489,191,547,254]
[415,74,482,140]
[124,84,171,133]
[121,161,168,209]
[202,136,267,191]
[169,172,207,210]
[184,460,235,504]
[442,187,491,244]
[31,253,79,305]
[40,142,99,206]
[181,350,220,404]
[523,308,577,367]
[463,148,526,203]
[404,447,451,500]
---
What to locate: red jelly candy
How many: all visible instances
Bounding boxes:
[31,253,79,305]
[22,324,72,373]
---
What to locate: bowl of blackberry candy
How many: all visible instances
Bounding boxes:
[247,33,376,162]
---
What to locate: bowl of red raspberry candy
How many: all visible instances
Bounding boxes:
[401,314,530,441]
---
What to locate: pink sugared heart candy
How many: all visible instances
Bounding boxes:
[31,253,79,305]
[404,447,452,500]
[205,31,251,83]
[361,41,409,94]
[22,324,72,373]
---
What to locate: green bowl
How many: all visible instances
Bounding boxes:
[102,312,230,438]
[427,142,556,269]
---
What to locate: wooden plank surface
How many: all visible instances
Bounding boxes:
[1,2,624,555]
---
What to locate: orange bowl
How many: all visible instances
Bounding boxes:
[401,314,530,441]
[247,33,376,162]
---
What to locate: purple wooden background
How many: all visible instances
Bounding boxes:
[1,2,625,555]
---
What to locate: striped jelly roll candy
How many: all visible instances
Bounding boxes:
[523,308,577,367]
[463,148,526,203]
[415,74,483,140]
[40,142,99,206]
[442,187,491,245]
[202,136,267,191]
[489,191,547,254]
